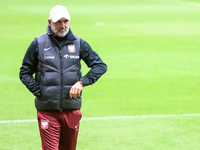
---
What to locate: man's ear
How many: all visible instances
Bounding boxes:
[48,19,51,26]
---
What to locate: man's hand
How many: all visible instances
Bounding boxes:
[69,81,84,98]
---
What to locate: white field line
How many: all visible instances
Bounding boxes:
[0,114,200,124]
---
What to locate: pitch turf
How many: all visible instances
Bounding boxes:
[1,0,200,149]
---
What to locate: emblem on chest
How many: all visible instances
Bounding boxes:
[68,45,75,53]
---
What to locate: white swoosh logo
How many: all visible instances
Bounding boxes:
[75,124,79,128]
[44,47,52,51]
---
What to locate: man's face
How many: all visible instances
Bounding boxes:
[48,18,70,37]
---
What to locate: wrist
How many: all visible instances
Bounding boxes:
[79,80,84,87]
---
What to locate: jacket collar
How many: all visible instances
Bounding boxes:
[46,25,76,42]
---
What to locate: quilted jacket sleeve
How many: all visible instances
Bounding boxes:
[80,39,107,86]
[19,39,40,96]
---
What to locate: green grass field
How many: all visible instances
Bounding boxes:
[1,0,200,149]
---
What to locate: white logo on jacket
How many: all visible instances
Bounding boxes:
[44,47,52,51]
[64,54,79,59]
[44,56,55,60]
[64,54,69,59]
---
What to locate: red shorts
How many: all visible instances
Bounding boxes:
[37,110,82,150]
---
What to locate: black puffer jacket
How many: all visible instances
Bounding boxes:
[19,25,107,111]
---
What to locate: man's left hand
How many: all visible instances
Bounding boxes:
[69,81,84,98]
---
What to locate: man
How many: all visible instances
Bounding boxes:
[19,5,107,150]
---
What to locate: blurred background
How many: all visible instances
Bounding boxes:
[0,0,200,149]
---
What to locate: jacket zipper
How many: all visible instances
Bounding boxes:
[59,48,63,113]
[51,36,65,112]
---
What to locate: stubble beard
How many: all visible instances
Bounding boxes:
[51,23,69,37]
